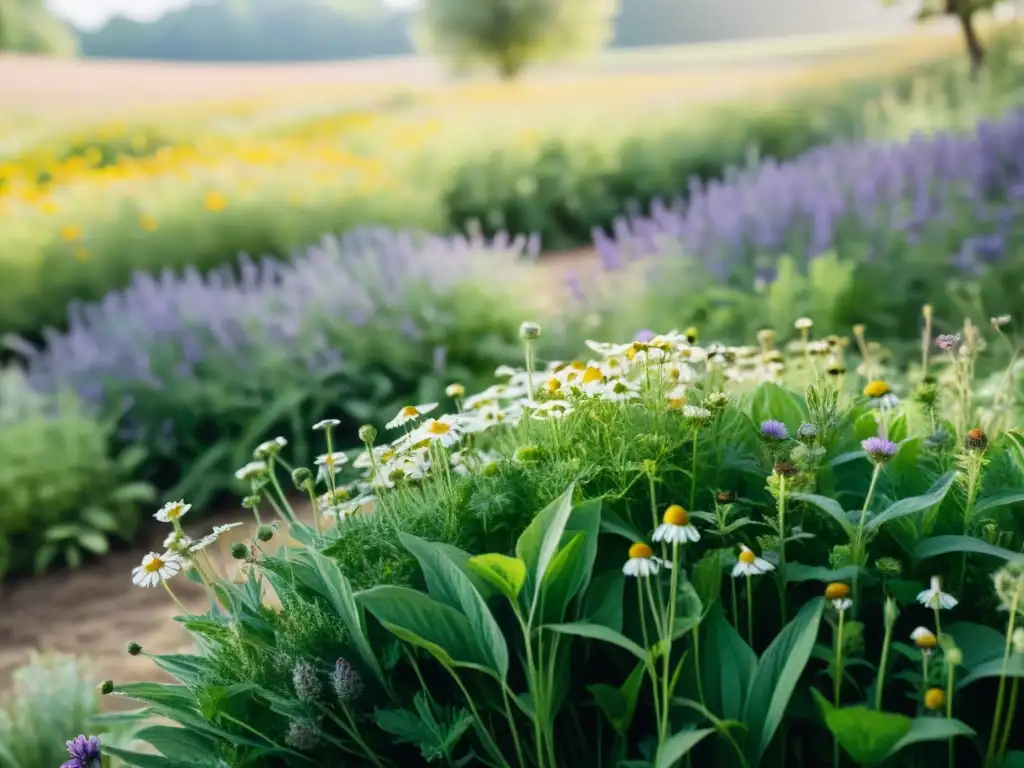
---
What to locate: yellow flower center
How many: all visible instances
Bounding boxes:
[381,449,396,462]
[628,542,653,559]
[165,504,184,519]
[582,366,604,384]
[144,556,165,573]
[863,380,890,398]
[739,549,756,564]
[824,582,851,601]
[546,377,561,392]
[924,687,946,711]
[663,505,688,526]
[326,455,336,466]
[668,397,686,411]
[428,421,450,435]
[668,368,681,380]
[915,632,937,650]
[570,360,586,370]
[401,405,420,417]
[625,347,638,361]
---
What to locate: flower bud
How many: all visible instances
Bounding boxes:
[257,525,275,542]
[796,423,818,444]
[519,321,541,341]
[965,428,988,452]
[445,383,466,399]
[358,424,377,444]
[291,467,314,492]
[126,642,142,657]
[99,680,114,695]
[946,647,963,667]
[231,542,249,560]
[1013,628,1024,655]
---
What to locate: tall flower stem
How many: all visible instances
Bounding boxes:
[833,608,846,768]
[875,612,893,710]
[776,475,788,626]
[947,660,957,768]
[958,454,983,595]
[852,463,882,615]
[657,542,682,761]
[985,590,1020,766]
[996,677,1020,764]
[689,430,699,512]
[746,574,755,648]
[730,576,740,630]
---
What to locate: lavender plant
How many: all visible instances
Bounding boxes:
[96,310,1024,767]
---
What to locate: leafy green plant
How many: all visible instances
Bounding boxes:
[0,368,155,580]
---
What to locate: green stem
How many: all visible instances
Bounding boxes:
[731,576,739,630]
[853,463,882,615]
[934,604,943,640]
[834,609,846,768]
[996,677,1020,765]
[875,616,892,711]
[777,475,788,627]
[986,592,1020,767]
[689,429,699,513]
[958,455,982,596]
[947,660,957,768]
[693,625,706,709]
[501,683,528,768]
[446,665,511,768]
[658,542,681,758]
[746,574,755,649]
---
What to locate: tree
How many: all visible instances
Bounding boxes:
[413,0,620,80]
[0,0,77,55]
[886,0,999,76]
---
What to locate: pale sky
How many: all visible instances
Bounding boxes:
[48,0,418,30]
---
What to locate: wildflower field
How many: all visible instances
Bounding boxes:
[4,20,1024,766]
[48,314,1024,768]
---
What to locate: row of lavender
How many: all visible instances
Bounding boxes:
[3,110,1022,579]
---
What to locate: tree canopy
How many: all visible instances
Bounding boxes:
[0,0,77,55]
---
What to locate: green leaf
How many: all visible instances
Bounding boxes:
[700,602,756,722]
[583,570,626,632]
[912,536,1024,564]
[467,553,527,601]
[537,532,590,624]
[358,585,493,670]
[563,497,603,602]
[294,549,388,691]
[945,622,1007,670]
[45,523,83,541]
[600,507,643,541]
[375,692,473,762]
[399,533,509,679]
[515,482,577,616]
[888,413,908,443]
[77,530,110,555]
[790,492,854,535]
[546,621,648,663]
[134,724,219,761]
[589,661,645,736]
[100,746,185,768]
[654,727,716,768]
[751,381,807,432]
[110,481,157,504]
[81,505,120,532]
[670,580,704,640]
[148,654,215,687]
[743,597,824,765]
[975,490,1024,516]
[866,471,957,532]
[886,717,975,758]
[958,654,1024,689]
[785,563,875,585]
[812,691,913,765]
[854,411,880,441]
[691,549,726,608]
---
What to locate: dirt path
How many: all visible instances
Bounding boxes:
[0,249,602,702]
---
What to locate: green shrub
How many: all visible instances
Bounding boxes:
[0,653,143,768]
[0,369,155,580]
[98,312,1024,766]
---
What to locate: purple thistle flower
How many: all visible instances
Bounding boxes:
[331,657,364,704]
[633,329,656,343]
[61,735,102,768]
[760,420,789,441]
[935,334,960,351]
[862,436,899,463]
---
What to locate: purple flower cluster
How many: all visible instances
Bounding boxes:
[10,228,539,448]
[589,113,1024,283]
[62,735,101,768]
[862,436,900,463]
[760,419,789,441]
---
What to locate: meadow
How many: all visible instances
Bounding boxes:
[4,20,1024,767]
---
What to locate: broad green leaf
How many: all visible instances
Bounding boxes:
[516,483,577,615]
[975,490,1024,516]
[866,470,957,532]
[600,507,643,542]
[830,450,867,467]
[357,585,493,671]
[100,746,184,768]
[813,690,912,765]
[751,381,807,431]
[912,536,1024,564]
[537,532,589,624]
[564,497,603,601]
[583,570,625,632]
[700,602,756,722]
[671,580,704,640]
[886,716,975,758]
[545,621,648,662]
[134,725,219,761]
[297,549,387,691]
[400,533,509,679]
[81,505,120,532]
[1002,750,1024,768]
[110,481,157,504]
[790,492,854,535]
[590,661,645,736]
[148,654,215,686]
[958,654,1024,689]
[467,553,527,601]
[654,727,716,768]
[691,549,727,608]
[743,597,825,765]
[785,563,875,585]
[888,413,908,443]
[77,530,110,555]
[855,412,880,440]
[945,622,1007,670]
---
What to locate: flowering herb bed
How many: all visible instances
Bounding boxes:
[72,311,1024,768]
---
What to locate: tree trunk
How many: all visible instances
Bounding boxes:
[956,9,986,80]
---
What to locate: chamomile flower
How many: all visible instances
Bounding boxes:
[410,414,463,448]
[154,500,191,523]
[652,505,701,544]
[312,418,341,430]
[131,551,183,588]
[863,380,900,410]
[235,461,269,481]
[917,575,958,610]
[911,626,938,653]
[386,402,438,430]
[254,436,288,459]
[682,405,712,424]
[732,545,774,578]
[824,582,852,612]
[622,542,669,578]
[315,452,350,479]
[597,379,641,403]
[531,400,574,420]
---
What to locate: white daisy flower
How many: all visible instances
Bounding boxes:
[832,598,853,612]
[531,400,574,420]
[652,505,701,544]
[795,317,814,330]
[409,415,463,448]
[312,418,341,430]
[622,542,670,578]
[385,402,439,430]
[911,626,938,653]
[682,405,712,423]
[732,545,774,578]
[598,379,641,403]
[131,551,183,588]
[163,531,194,555]
[235,461,269,481]
[154,500,191,523]
[917,575,958,610]
[254,436,288,459]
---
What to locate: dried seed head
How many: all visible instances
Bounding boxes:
[358,424,377,444]
[285,719,321,751]
[965,428,988,452]
[291,659,323,704]
[331,658,365,704]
